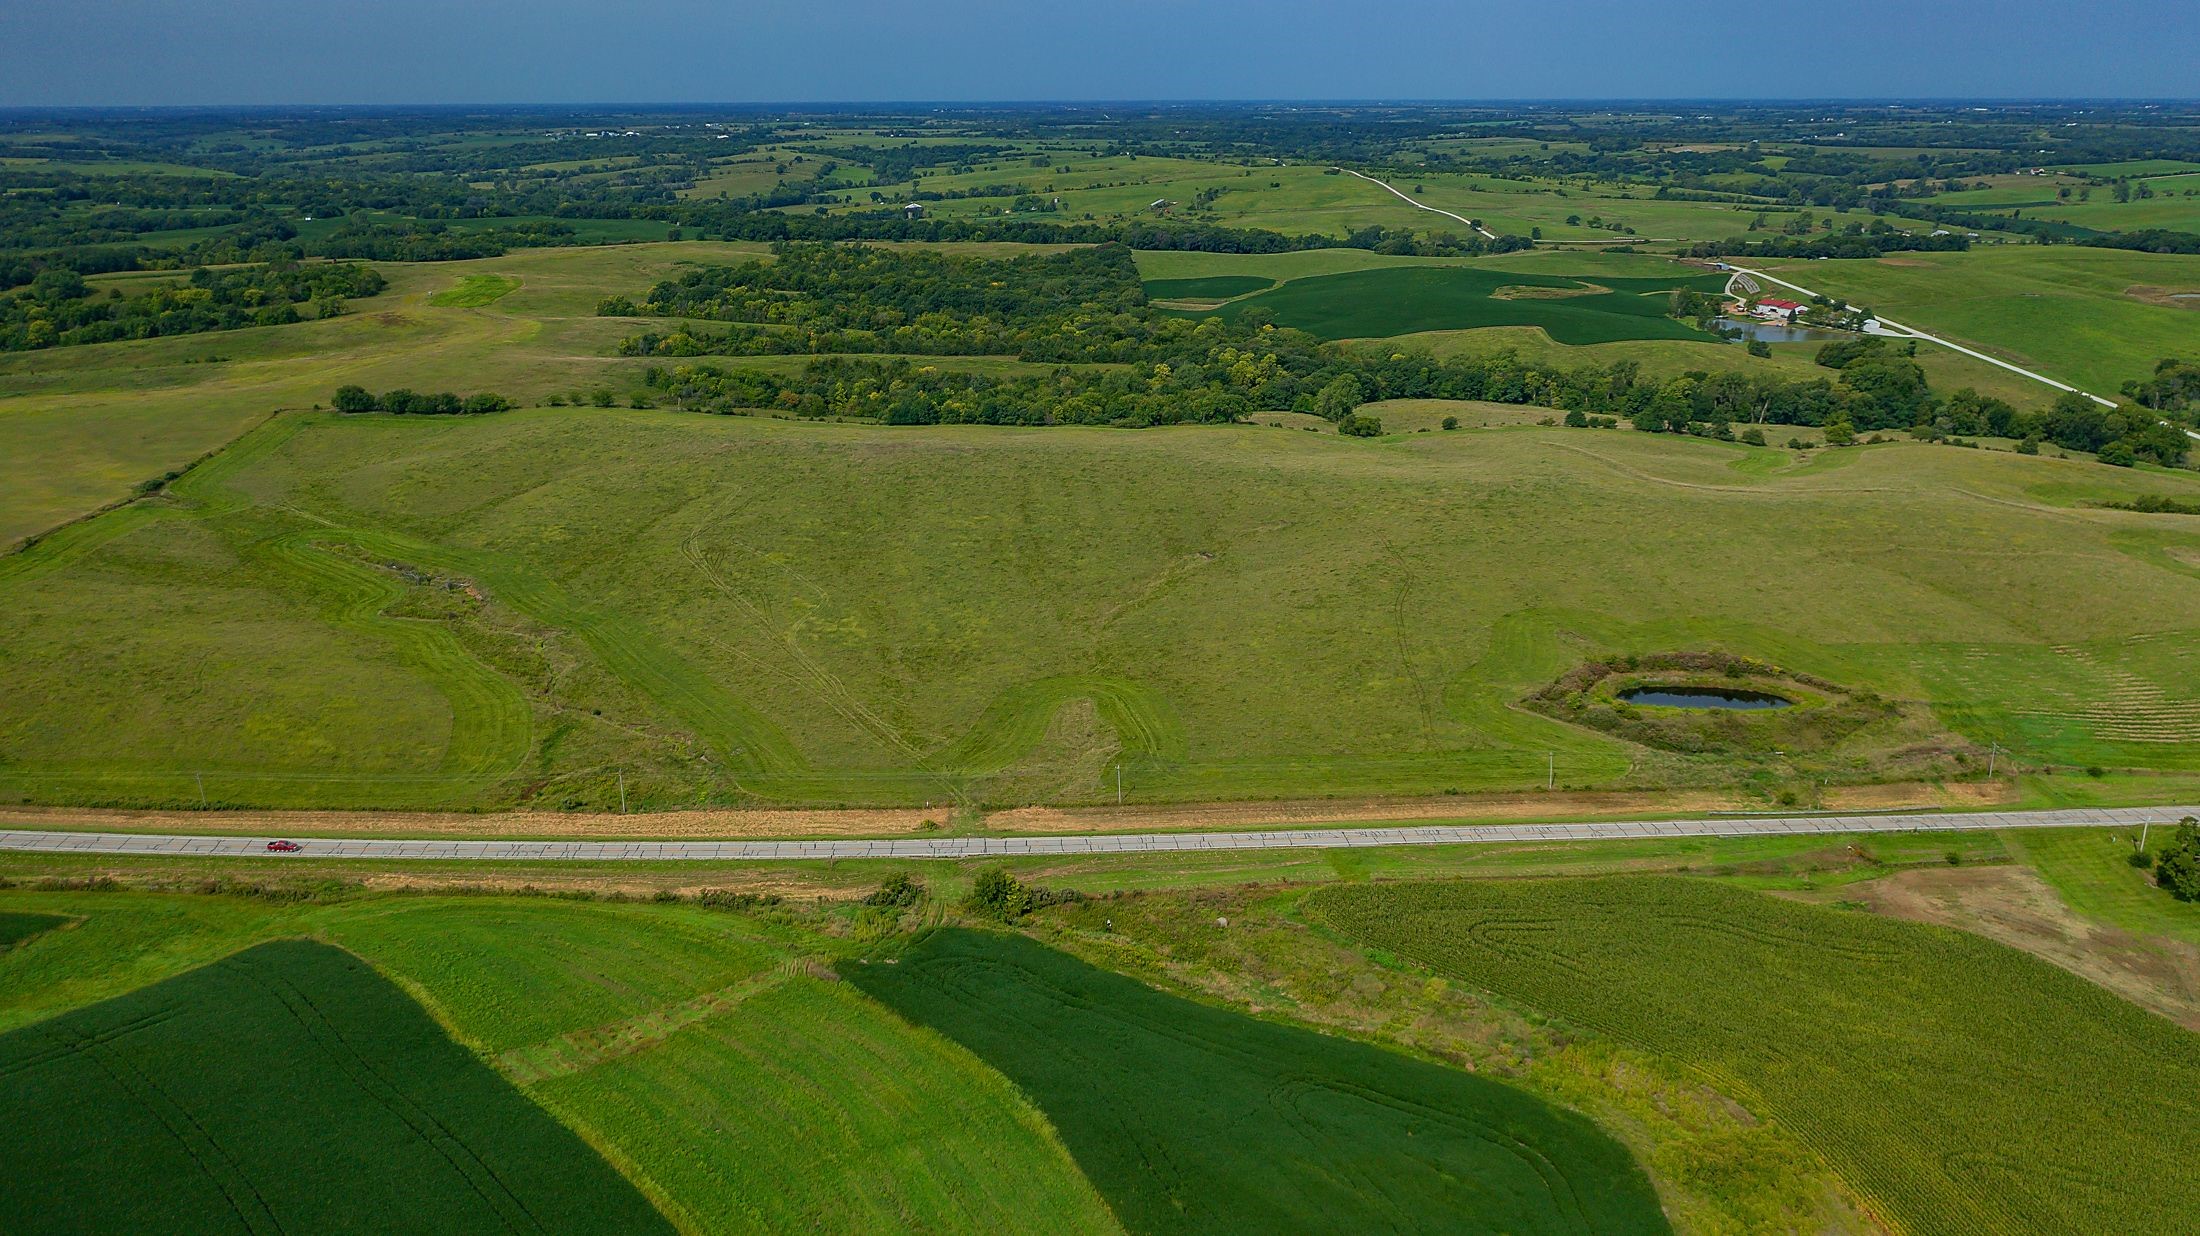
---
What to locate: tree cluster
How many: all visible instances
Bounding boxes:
[330,385,512,415]
[0,261,385,351]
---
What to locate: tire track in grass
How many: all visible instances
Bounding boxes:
[255,532,532,785]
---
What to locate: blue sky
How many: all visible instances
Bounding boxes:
[2,1,2194,105]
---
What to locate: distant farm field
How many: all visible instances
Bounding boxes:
[1140,274,1273,301]
[850,928,1668,1235]
[0,938,673,1235]
[1755,246,2200,395]
[1305,876,2200,1236]
[1173,264,1728,344]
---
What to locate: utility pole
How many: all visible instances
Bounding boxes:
[1115,762,1123,805]
[1987,741,2000,779]
[618,772,627,814]
[1547,752,1555,791]
[195,772,206,807]
[2139,819,2151,853]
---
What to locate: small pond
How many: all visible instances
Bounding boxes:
[1714,316,1836,344]
[1618,686,1793,710]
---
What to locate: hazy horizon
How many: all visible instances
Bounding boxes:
[5,1,2197,107]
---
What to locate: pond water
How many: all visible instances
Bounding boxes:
[1618,686,1793,710]
[1715,316,1836,344]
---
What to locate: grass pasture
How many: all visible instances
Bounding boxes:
[1306,876,2200,1235]
[850,928,1668,1235]
[427,273,522,307]
[0,938,673,1235]
[5,405,2200,810]
[0,912,64,951]
[1755,246,2200,395]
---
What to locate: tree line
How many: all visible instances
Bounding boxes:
[0,261,385,351]
[330,386,513,415]
[599,242,2185,467]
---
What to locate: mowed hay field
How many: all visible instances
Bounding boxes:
[0,938,674,1235]
[5,403,2200,809]
[1756,246,2200,396]
[1304,876,2200,1236]
[848,928,1669,1235]
[0,891,1120,1235]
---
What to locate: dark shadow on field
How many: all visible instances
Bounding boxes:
[847,928,1669,1236]
[0,938,671,1236]
[0,911,69,953]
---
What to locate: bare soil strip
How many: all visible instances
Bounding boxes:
[0,781,2013,841]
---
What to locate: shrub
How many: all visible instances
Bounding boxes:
[863,873,924,908]
[693,888,784,910]
[331,384,377,414]
[962,866,1080,920]
[2153,818,2200,901]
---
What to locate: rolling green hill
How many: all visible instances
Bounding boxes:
[4,402,2200,810]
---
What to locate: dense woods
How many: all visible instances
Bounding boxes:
[0,261,384,350]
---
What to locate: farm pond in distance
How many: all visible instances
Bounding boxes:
[1713,316,1839,343]
[1617,686,1794,710]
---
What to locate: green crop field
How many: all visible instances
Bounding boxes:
[1175,264,1729,343]
[849,928,1668,1235]
[1140,274,1274,301]
[0,937,673,1235]
[0,891,1122,1235]
[1305,876,2200,1236]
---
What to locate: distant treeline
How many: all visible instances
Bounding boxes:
[0,262,384,351]
[1687,231,1972,260]
[330,386,513,415]
[2102,494,2200,515]
[2082,229,2200,255]
[603,242,2185,469]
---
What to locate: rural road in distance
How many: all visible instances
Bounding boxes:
[1338,168,1501,240]
[2,805,2189,862]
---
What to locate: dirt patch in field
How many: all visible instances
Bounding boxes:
[6,779,2017,841]
[987,789,1752,833]
[1824,780,2014,810]
[1837,865,2200,1029]
[0,803,946,840]
[1873,258,1938,269]
[2124,285,2200,309]
[1490,282,1609,301]
[352,871,850,900]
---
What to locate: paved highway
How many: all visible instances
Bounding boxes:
[0,805,2186,862]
